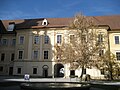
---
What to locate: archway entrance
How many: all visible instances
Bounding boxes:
[54,64,64,77]
[42,65,49,78]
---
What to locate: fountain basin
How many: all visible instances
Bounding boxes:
[20,82,90,90]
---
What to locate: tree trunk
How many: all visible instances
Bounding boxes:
[107,62,113,80]
[80,66,84,81]
[109,63,113,80]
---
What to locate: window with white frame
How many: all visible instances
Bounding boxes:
[19,36,24,44]
[115,36,119,44]
[44,51,48,59]
[33,51,38,59]
[116,52,120,60]
[12,39,16,46]
[98,34,103,43]
[44,35,49,44]
[57,35,62,44]
[2,39,8,45]
[34,36,39,44]
[18,51,23,59]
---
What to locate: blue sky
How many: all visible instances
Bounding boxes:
[0,0,120,20]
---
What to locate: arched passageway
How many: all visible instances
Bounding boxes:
[42,65,49,78]
[54,64,64,77]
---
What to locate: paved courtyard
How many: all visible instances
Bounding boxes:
[0,76,120,90]
[0,76,80,83]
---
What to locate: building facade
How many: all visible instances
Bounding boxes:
[0,16,120,79]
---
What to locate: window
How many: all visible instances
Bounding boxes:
[99,50,104,57]
[70,35,74,43]
[34,36,39,44]
[42,19,48,26]
[98,34,103,43]
[12,39,16,46]
[44,22,46,25]
[44,51,48,59]
[18,51,23,59]
[33,51,38,59]
[0,66,3,72]
[19,36,24,44]
[116,52,120,60]
[2,39,8,45]
[44,35,49,44]
[57,35,62,44]
[1,53,5,61]
[115,36,119,44]
[33,68,37,74]
[11,53,14,61]
[17,68,21,74]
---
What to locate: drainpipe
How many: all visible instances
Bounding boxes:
[107,27,111,56]
[107,27,113,80]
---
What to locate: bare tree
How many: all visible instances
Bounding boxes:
[55,14,99,80]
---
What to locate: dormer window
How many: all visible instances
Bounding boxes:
[42,19,48,26]
[7,22,15,31]
[44,22,47,25]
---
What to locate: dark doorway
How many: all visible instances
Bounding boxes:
[70,70,75,76]
[43,69,48,78]
[54,64,64,77]
[9,67,13,75]
[42,65,49,78]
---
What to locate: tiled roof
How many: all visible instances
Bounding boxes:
[1,15,120,32]
[92,15,120,29]
[1,18,73,30]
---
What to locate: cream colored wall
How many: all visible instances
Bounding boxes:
[13,62,52,76]
[14,29,56,76]
[1,23,119,79]
[109,31,120,55]
[55,28,109,78]
[15,30,30,60]
[0,34,15,75]
[8,26,109,78]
